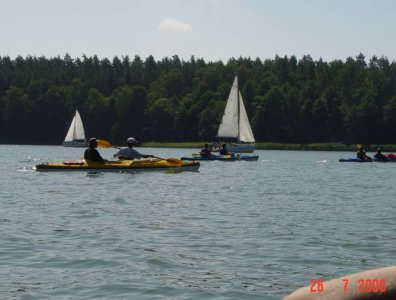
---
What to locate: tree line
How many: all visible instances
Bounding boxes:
[0,53,396,145]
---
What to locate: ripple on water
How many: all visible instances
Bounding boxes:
[1,147,396,299]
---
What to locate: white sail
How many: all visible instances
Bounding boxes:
[63,109,86,147]
[216,76,255,143]
[238,91,255,143]
[216,76,239,139]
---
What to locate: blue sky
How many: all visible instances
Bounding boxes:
[1,0,396,62]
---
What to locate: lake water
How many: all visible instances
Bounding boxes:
[1,145,395,300]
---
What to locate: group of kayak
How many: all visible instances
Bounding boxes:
[35,139,259,172]
[36,139,396,170]
[339,146,396,162]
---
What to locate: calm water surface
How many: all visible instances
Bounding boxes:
[1,145,396,299]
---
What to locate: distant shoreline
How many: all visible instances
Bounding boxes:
[141,142,396,152]
[2,142,396,152]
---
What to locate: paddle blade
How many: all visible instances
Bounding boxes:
[152,156,183,167]
[166,158,183,166]
[97,139,112,148]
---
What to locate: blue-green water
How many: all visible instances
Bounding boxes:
[1,145,395,299]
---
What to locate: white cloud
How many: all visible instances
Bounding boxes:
[158,18,192,32]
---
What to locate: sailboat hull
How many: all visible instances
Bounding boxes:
[63,140,87,147]
[226,143,255,153]
[212,142,255,153]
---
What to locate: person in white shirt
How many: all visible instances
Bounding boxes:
[113,137,154,160]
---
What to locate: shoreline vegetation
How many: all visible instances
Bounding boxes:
[141,142,396,152]
[2,54,396,146]
[3,142,396,152]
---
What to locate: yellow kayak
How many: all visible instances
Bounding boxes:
[35,158,200,172]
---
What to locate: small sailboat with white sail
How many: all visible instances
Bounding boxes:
[63,109,87,147]
[214,76,255,153]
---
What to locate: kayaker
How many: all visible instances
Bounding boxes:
[84,137,106,162]
[219,143,234,156]
[200,143,213,157]
[374,147,387,160]
[356,146,371,160]
[113,137,154,160]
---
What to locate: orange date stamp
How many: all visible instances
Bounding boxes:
[310,278,386,293]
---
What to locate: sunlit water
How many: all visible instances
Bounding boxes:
[1,145,395,299]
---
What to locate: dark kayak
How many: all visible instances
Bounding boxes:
[339,157,373,162]
[181,154,259,161]
[340,153,396,162]
[373,156,396,162]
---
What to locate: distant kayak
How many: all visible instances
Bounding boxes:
[36,158,200,171]
[181,154,259,161]
[339,157,373,162]
[340,153,396,162]
[373,156,396,162]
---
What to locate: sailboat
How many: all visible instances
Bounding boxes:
[63,109,87,147]
[214,76,255,153]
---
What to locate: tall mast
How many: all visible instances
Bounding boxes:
[237,77,240,142]
[73,110,77,139]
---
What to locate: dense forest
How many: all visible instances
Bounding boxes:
[0,53,396,145]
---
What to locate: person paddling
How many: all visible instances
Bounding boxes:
[374,147,387,160]
[84,137,106,162]
[199,143,213,157]
[219,143,234,156]
[356,146,371,160]
[113,137,154,160]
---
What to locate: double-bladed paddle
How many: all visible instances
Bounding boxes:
[97,139,183,166]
